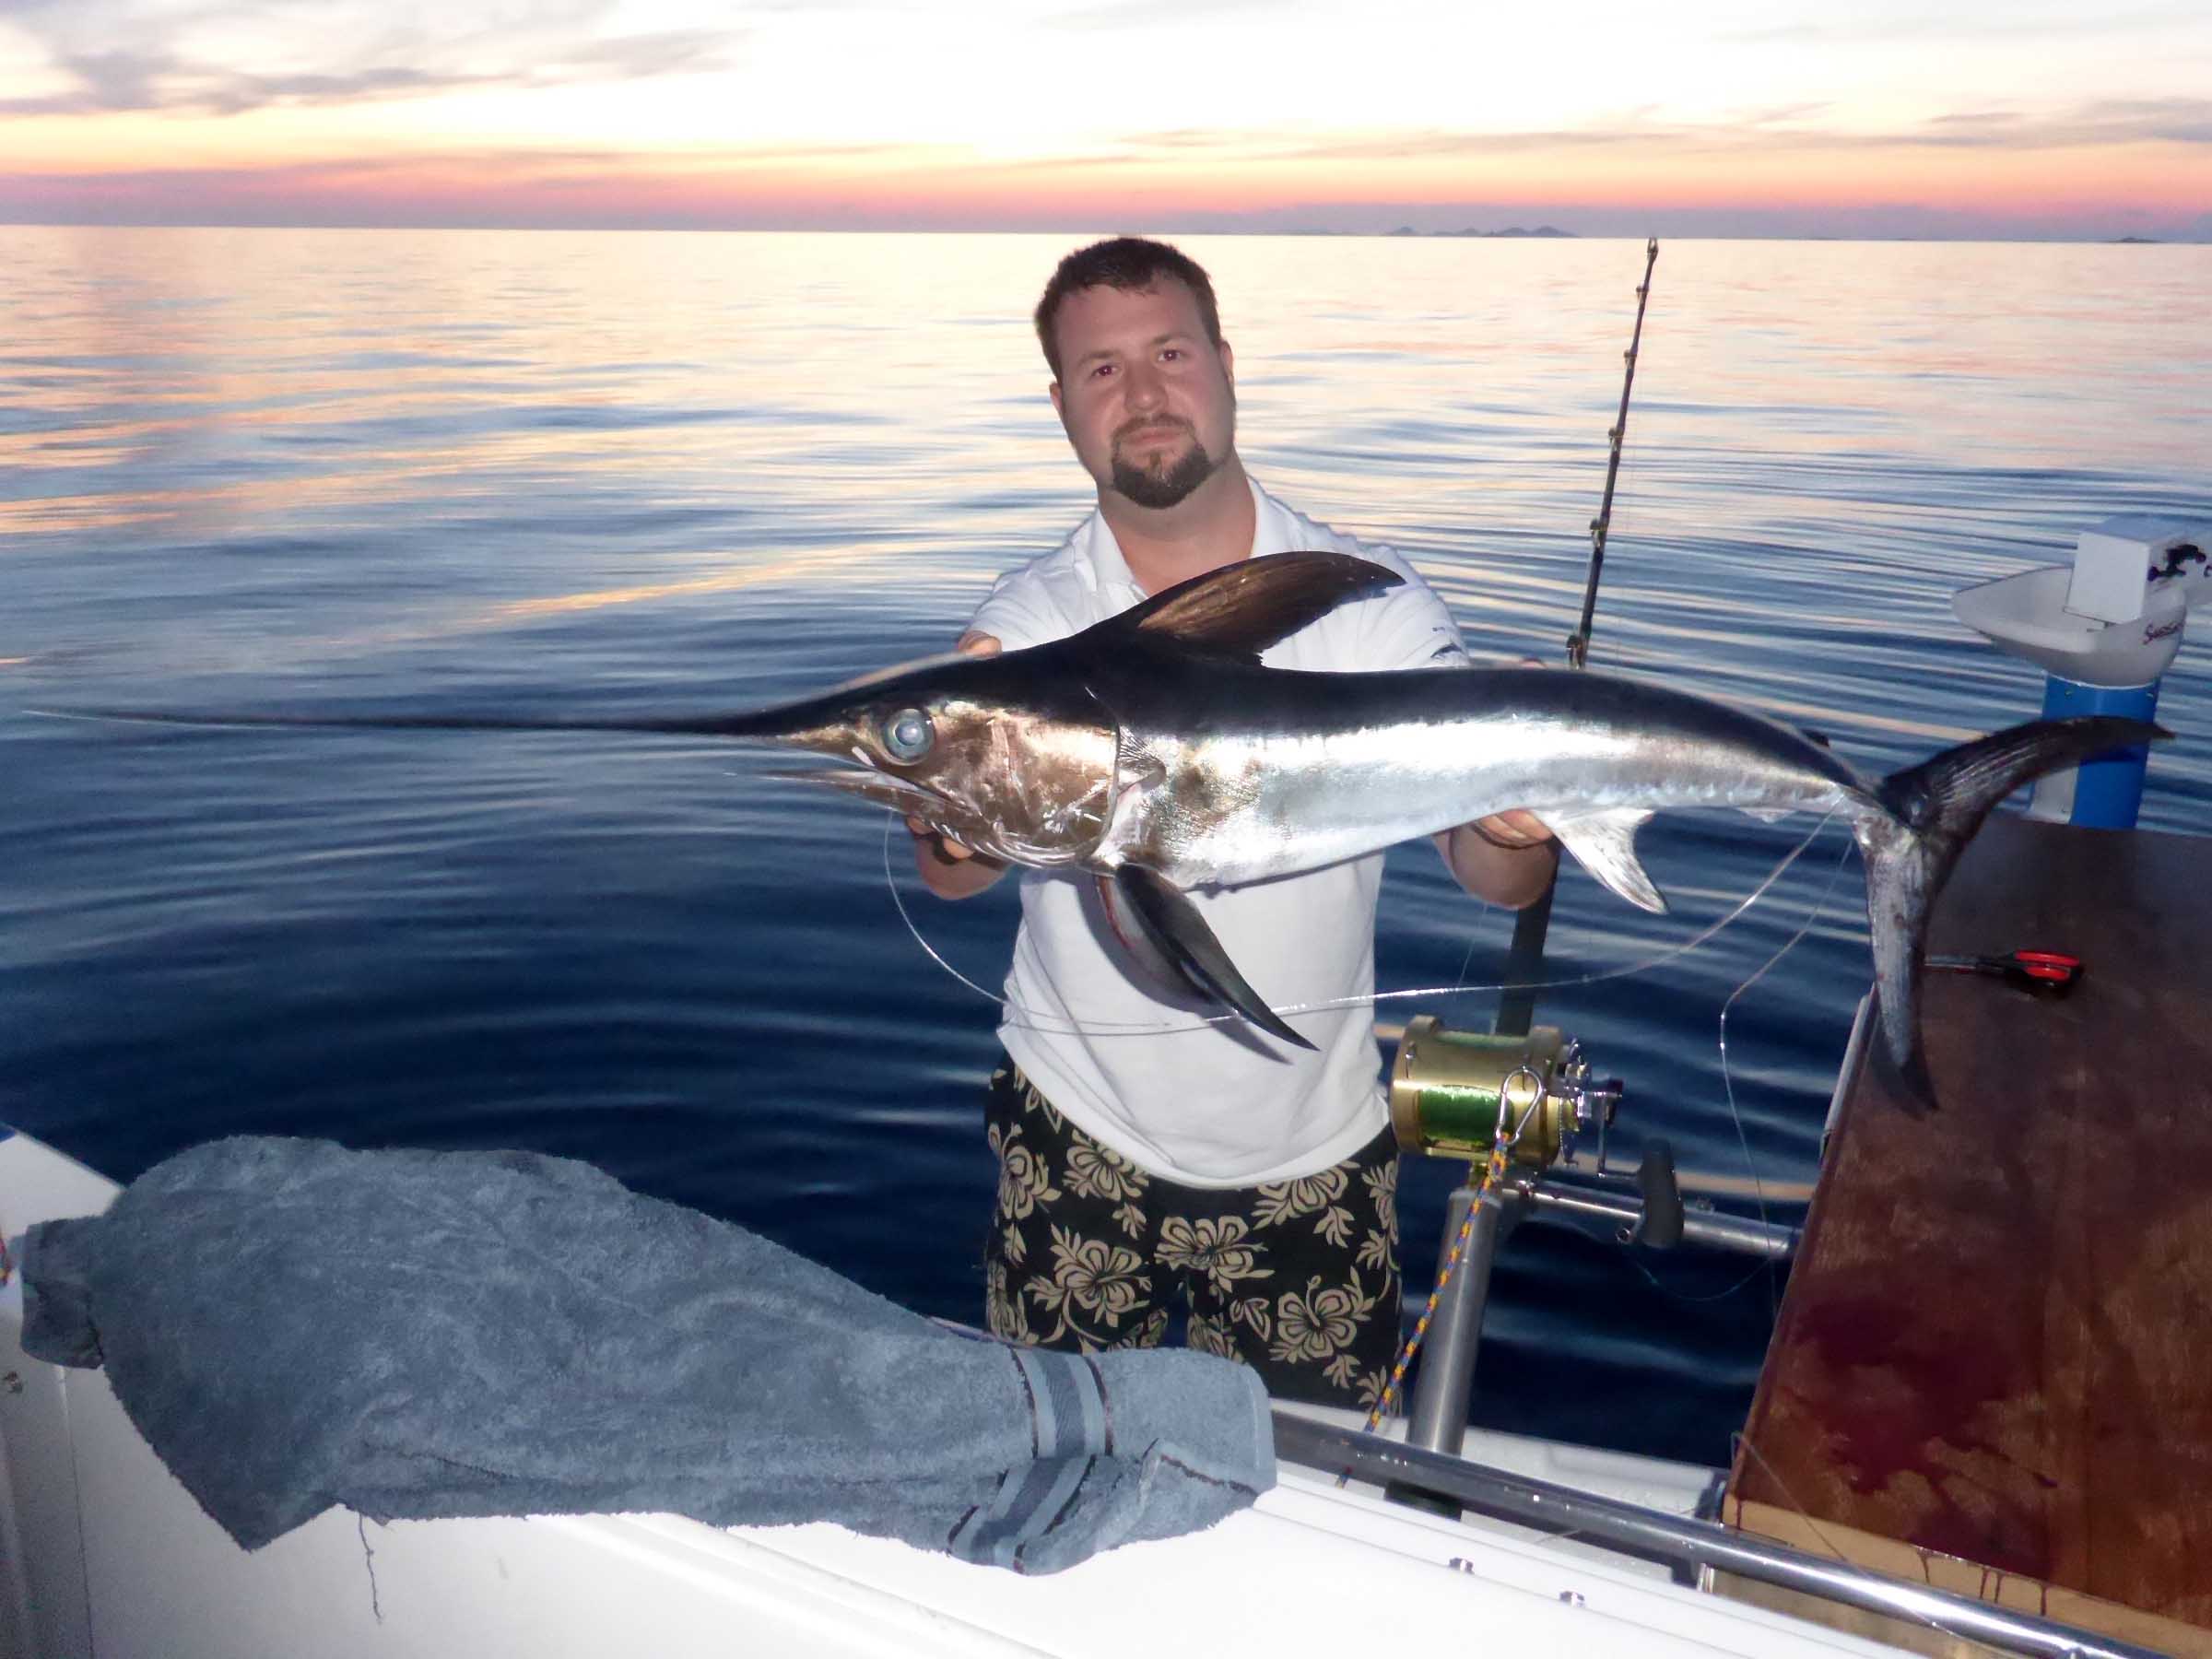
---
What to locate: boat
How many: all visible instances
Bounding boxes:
[2,517,2204,1658]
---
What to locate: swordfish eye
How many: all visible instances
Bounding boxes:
[879,706,935,762]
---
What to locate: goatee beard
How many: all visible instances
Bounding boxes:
[1111,438,1216,510]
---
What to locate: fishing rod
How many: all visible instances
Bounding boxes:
[1492,236,1658,1037]
[1566,236,1660,672]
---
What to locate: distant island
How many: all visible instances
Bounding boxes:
[1216,224,2200,244]
[1386,225,1576,239]
[1277,225,1578,238]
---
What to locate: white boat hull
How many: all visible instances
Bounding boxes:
[0,1130,1900,1658]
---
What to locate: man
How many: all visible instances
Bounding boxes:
[913,237,1557,1407]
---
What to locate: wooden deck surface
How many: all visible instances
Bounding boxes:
[1726,812,2212,1651]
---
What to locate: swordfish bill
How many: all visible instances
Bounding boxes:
[48,552,2168,1109]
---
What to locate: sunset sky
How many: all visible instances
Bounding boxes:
[4,0,2207,240]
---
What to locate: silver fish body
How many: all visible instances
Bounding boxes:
[1092,664,1869,888]
[720,558,2161,1108]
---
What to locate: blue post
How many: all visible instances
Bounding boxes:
[2033,677,2162,829]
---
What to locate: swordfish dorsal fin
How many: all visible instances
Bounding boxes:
[1099,551,1404,661]
[1539,806,1668,914]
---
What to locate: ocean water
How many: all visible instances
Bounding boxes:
[3,228,2206,1467]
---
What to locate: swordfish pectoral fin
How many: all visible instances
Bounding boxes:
[1104,868,1317,1053]
[1537,807,1668,914]
[1094,874,1187,999]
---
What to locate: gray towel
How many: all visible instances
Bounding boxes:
[20,1135,1273,1574]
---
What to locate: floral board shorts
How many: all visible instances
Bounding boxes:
[982,1061,1402,1409]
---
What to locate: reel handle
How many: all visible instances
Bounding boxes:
[1632,1137,1685,1249]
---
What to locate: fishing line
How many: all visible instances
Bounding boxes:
[880,807,1847,1042]
[1712,829,1854,1320]
[1276,809,1839,1022]
[879,816,1019,1009]
[1444,904,1493,1005]
[1627,821,1853,1314]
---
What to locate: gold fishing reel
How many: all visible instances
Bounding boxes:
[1388,1018,1621,1171]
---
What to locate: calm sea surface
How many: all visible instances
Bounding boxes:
[3,228,2206,1466]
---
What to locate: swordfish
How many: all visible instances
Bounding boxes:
[61,553,2165,1110]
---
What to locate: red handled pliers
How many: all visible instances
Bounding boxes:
[1927,948,2082,997]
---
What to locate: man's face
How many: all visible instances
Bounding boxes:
[1048,278,1236,512]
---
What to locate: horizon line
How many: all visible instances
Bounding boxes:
[0,217,2204,245]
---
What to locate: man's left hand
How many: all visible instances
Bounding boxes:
[1440,809,1559,909]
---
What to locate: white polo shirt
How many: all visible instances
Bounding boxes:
[967,479,1470,1187]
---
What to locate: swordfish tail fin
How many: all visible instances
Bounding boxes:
[1855,714,2171,1114]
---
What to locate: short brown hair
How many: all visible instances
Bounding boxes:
[1033,237,1224,381]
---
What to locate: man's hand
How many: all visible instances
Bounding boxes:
[910,632,1011,899]
[1439,812,1559,909]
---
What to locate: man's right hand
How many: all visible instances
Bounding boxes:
[909,631,1009,898]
